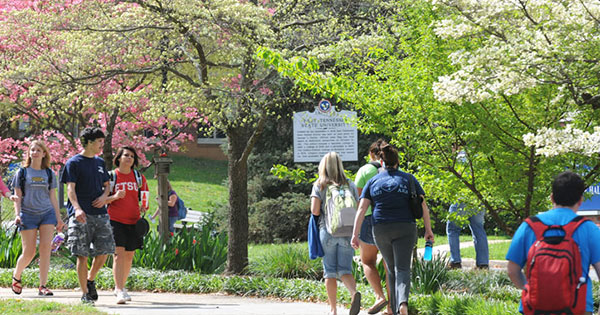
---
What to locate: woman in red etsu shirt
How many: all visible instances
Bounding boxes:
[105,146,149,305]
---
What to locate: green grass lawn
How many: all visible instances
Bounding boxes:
[461,239,512,260]
[142,155,228,215]
[0,155,228,222]
[249,234,512,260]
[0,299,106,315]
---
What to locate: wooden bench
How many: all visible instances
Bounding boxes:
[173,209,207,230]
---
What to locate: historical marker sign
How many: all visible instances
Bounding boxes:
[293,100,358,162]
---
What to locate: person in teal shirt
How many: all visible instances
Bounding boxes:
[506,171,600,314]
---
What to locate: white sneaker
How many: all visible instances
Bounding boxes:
[116,291,127,304]
[122,289,131,301]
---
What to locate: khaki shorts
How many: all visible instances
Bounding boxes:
[66,214,115,257]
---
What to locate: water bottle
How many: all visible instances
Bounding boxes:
[51,233,65,253]
[423,240,433,261]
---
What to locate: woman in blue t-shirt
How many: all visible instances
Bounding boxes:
[351,142,434,315]
[11,140,65,296]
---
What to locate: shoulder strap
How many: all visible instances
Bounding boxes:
[525,215,588,240]
[368,161,381,169]
[133,170,143,187]
[133,170,143,201]
[108,170,116,193]
[18,167,27,196]
[45,168,52,190]
[562,216,588,239]
[408,174,416,197]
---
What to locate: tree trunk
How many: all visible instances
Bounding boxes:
[225,126,251,275]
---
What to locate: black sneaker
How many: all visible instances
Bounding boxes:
[448,262,462,270]
[81,293,95,305]
[87,280,98,301]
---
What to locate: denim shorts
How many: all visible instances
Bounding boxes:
[319,228,354,279]
[66,214,115,257]
[359,215,375,245]
[19,210,57,231]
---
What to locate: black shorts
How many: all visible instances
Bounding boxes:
[110,220,144,251]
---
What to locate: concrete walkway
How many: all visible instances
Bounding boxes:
[0,287,342,315]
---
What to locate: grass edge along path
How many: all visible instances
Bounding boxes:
[0,298,106,315]
[0,267,519,314]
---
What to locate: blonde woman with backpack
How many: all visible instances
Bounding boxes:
[310,152,361,315]
[11,140,65,296]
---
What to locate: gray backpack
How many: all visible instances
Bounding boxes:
[324,184,357,237]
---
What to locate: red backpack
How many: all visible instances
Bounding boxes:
[522,216,588,315]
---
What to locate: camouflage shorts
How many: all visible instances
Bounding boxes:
[67,214,115,257]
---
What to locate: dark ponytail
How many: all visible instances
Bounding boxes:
[379,141,399,169]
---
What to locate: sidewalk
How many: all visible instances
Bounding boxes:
[0,287,342,315]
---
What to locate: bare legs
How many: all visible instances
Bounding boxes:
[113,247,135,291]
[325,275,358,315]
[76,254,108,294]
[13,224,54,287]
[360,241,392,313]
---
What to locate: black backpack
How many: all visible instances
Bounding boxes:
[17,167,53,196]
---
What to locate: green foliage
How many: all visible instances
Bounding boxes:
[133,217,227,273]
[0,227,29,268]
[443,269,516,298]
[411,253,449,294]
[248,192,310,243]
[270,164,311,184]
[248,242,321,280]
[409,292,518,315]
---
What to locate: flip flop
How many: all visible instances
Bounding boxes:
[11,277,22,295]
[350,291,361,315]
[368,299,388,314]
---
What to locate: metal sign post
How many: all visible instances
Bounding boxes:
[154,156,173,241]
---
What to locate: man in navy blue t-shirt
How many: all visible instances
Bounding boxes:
[61,127,115,305]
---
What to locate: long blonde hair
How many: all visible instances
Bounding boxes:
[316,152,348,190]
[23,140,52,169]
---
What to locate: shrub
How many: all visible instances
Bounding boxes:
[133,213,227,273]
[443,269,514,298]
[248,192,310,243]
[408,292,518,315]
[0,226,26,268]
[411,253,449,294]
[248,243,322,280]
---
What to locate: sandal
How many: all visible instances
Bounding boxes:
[38,285,54,296]
[11,277,22,295]
[367,299,388,314]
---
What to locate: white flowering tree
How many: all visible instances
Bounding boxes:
[430,0,600,157]
[260,0,600,233]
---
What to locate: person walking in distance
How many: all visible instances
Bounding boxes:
[61,127,115,305]
[446,203,489,269]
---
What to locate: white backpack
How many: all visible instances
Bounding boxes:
[324,184,357,237]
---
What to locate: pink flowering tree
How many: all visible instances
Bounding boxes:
[0,0,395,274]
